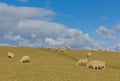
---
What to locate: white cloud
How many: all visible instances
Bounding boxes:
[31,33,37,38]
[114,23,120,32]
[96,26,116,40]
[3,32,30,46]
[114,43,120,51]
[0,2,120,51]
[0,3,54,20]
[45,29,98,49]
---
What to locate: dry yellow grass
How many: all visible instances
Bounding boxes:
[0,46,120,81]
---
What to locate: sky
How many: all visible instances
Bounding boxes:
[0,0,120,51]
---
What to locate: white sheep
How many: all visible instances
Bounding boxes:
[7,52,14,58]
[76,59,88,66]
[87,60,105,69]
[87,60,100,68]
[55,48,59,51]
[104,49,109,52]
[60,48,66,52]
[87,52,92,57]
[92,61,105,69]
[92,49,97,52]
[20,55,31,63]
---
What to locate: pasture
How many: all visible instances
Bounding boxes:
[0,46,120,81]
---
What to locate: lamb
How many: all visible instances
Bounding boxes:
[76,59,88,66]
[20,55,31,63]
[87,60,105,69]
[7,52,14,58]
[87,52,91,57]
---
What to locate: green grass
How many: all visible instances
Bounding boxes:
[0,46,120,81]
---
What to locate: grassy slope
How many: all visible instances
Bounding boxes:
[0,46,120,81]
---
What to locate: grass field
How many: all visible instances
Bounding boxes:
[0,46,120,81]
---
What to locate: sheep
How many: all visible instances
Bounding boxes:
[104,49,109,52]
[20,55,31,63]
[92,61,105,69]
[7,52,14,58]
[60,48,66,52]
[76,59,88,66]
[87,60,100,68]
[87,52,91,57]
[87,60,105,69]
[92,49,97,52]
[55,48,59,51]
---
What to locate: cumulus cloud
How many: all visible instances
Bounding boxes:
[96,26,116,40]
[114,43,120,51]
[114,23,120,32]
[0,3,54,20]
[0,2,120,51]
[3,32,30,45]
[0,3,97,49]
[45,29,98,49]
[95,25,120,51]
[0,2,54,35]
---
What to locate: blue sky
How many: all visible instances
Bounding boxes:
[0,0,120,51]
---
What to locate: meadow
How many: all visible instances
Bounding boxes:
[0,46,120,81]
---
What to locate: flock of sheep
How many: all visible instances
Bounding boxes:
[76,52,106,70]
[47,45,106,70]
[46,46,71,52]
[48,45,107,70]
[7,51,31,63]
[7,45,106,70]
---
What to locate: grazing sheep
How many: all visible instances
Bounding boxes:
[92,61,105,69]
[20,55,31,63]
[87,60,100,68]
[92,49,97,52]
[76,59,88,66]
[55,48,59,51]
[60,48,66,52]
[7,52,14,58]
[105,49,109,52]
[87,60,105,69]
[87,52,91,57]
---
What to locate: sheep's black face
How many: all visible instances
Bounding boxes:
[8,56,12,58]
